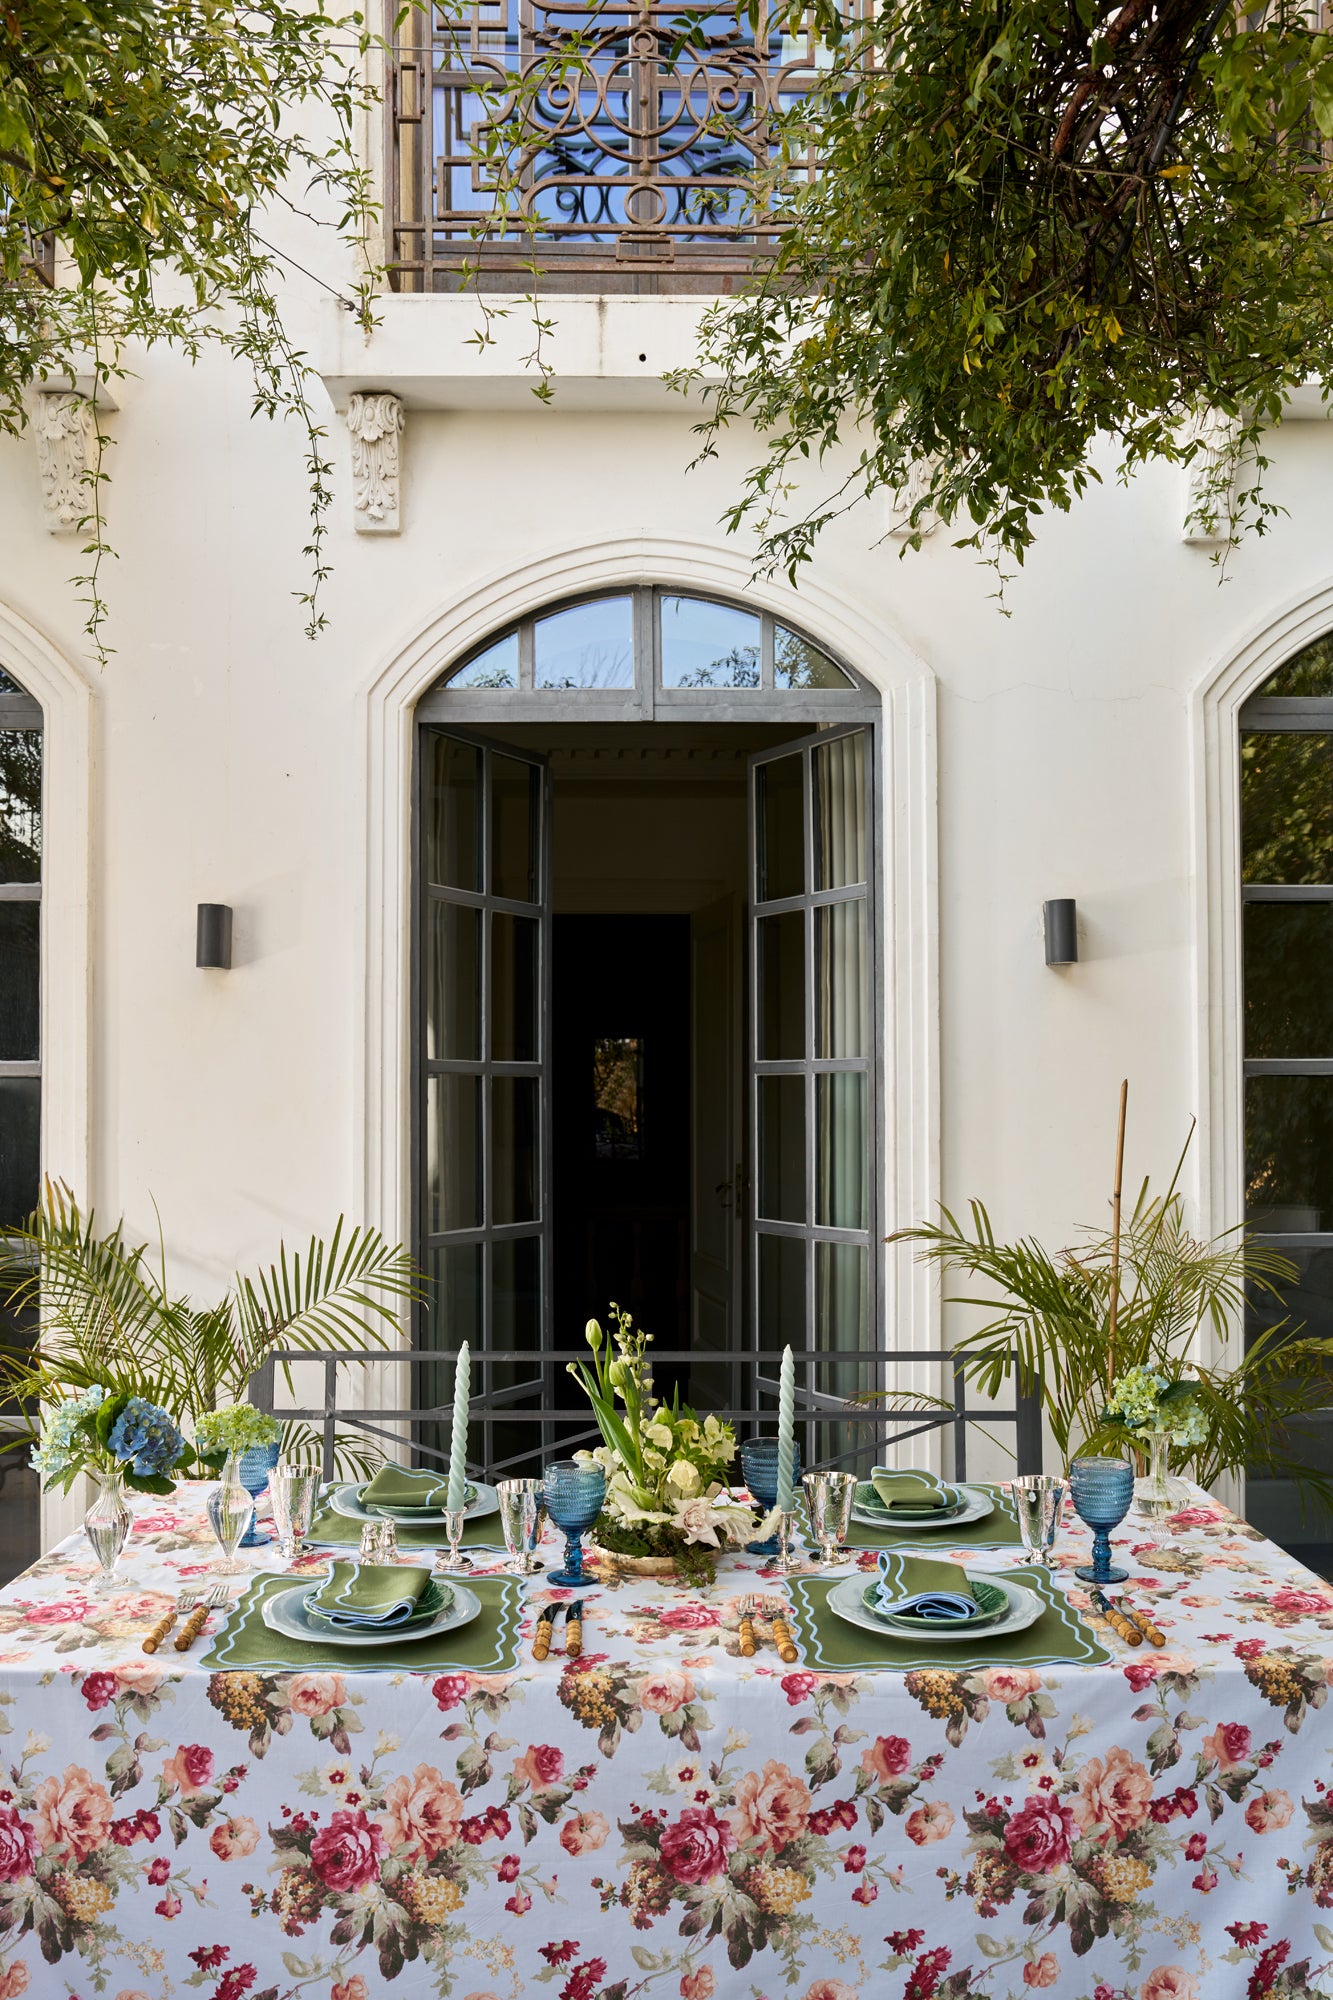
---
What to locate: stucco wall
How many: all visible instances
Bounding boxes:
[2,245,1332,1520]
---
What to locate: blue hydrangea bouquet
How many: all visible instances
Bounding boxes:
[31,1384,194,1496]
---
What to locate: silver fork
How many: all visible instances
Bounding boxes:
[173,1582,233,1653]
[142,1585,203,1655]
[738,1595,758,1656]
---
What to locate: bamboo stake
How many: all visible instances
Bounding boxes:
[1107,1080,1128,1392]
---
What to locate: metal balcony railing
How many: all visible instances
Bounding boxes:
[251,1345,1043,1483]
[385,0,869,294]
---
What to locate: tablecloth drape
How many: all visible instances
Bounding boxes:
[0,1484,1328,2000]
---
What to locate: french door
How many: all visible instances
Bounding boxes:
[416,727,552,1474]
[748,725,877,1417]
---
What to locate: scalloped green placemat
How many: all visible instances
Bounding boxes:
[844,1483,1022,1550]
[201,1572,525,1674]
[784,1566,1112,1671]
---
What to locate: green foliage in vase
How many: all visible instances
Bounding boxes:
[0,0,381,648]
[0,1182,418,1480]
[894,1151,1333,1506]
[668,0,1333,580]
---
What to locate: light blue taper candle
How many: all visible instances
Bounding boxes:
[776,1344,795,1512]
[446,1341,470,1514]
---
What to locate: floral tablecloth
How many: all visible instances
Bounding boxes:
[0,1484,1329,2000]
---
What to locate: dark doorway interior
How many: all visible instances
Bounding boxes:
[552,914,691,1401]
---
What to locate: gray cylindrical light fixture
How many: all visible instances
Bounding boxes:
[196,903,233,969]
[1043,898,1078,967]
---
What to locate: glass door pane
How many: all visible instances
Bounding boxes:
[419,728,550,1479]
[749,725,875,1466]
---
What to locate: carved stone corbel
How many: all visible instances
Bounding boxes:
[35,392,96,535]
[886,456,942,541]
[347,391,405,534]
[1181,409,1239,546]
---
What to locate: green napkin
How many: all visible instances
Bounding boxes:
[307,1561,434,1628]
[873,1551,975,1620]
[869,1467,956,1511]
[361,1465,452,1511]
[844,1483,1021,1550]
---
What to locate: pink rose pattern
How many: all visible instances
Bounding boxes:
[0,1489,1322,1996]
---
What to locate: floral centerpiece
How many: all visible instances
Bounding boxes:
[32,1385,191,1589]
[1099,1366,1208,1517]
[568,1306,764,1585]
[31,1386,187,1497]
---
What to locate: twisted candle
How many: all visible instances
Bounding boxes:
[446,1341,470,1514]
[776,1345,795,1512]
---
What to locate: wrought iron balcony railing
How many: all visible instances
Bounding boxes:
[386,0,864,294]
[251,1345,1043,1483]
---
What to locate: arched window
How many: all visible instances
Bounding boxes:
[414,589,879,1472]
[0,666,41,1582]
[1239,635,1333,1566]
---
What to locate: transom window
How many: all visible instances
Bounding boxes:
[420,588,875,724]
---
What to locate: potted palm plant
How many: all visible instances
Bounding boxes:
[3,1182,418,1497]
[893,1102,1333,1519]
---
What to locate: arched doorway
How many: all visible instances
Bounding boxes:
[412,587,882,1471]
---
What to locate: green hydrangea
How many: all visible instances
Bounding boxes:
[30,1383,106,1484]
[1105,1366,1206,1448]
[195,1403,281,1457]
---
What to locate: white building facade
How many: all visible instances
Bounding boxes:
[0,12,1330,1571]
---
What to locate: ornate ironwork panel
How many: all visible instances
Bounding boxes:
[387,0,864,292]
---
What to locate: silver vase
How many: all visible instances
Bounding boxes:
[84,1467,132,1593]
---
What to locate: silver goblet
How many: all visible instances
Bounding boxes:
[269,1463,321,1568]
[1012,1474,1066,1567]
[802,1470,856,1565]
[497,1478,546,1575]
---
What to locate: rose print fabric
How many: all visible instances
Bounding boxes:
[0,1484,1327,2000]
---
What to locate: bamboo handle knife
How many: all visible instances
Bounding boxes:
[532,1608,557,1662]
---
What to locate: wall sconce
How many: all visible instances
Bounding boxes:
[1043,899,1078,968]
[196,904,233,969]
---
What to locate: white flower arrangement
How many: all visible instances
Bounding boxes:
[568,1306,765,1579]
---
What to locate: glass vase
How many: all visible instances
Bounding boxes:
[84,1466,132,1593]
[206,1450,254,1574]
[1134,1433,1187,1526]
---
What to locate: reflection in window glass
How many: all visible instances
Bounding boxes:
[660,596,760,688]
[815,902,866,1058]
[0,1078,39,1228]
[759,1076,804,1221]
[816,1073,867,1229]
[0,906,38,1064]
[758,1232,806,1356]
[449,634,518,689]
[1244,902,1333,1058]
[593,1036,643,1160]
[427,902,480,1062]
[757,753,804,901]
[0,733,40,883]
[427,1074,482,1232]
[1241,732,1333,884]
[426,736,482,891]
[1255,634,1333,698]
[813,733,866,889]
[1245,1074,1333,1228]
[534,598,634,688]
[774,625,852,689]
[491,755,539,903]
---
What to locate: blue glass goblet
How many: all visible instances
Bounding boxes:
[542,1461,606,1589]
[238,1441,282,1546]
[1069,1456,1134,1586]
[741,1438,803,1556]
